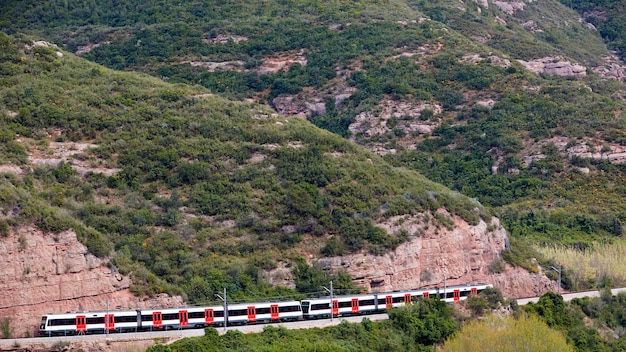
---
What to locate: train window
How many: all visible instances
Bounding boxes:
[163,313,178,320]
[141,314,153,322]
[229,309,247,317]
[86,317,103,324]
[279,305,301,313]
[214,310,225,318]
[311,303,329,310]
[360,299,375,306]
[49,318,75,326]
[338,301,352,308]
[256,307,271,315]
[189,311,205,319]
[116,315,137,323]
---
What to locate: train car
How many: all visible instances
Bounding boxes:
[39,309,139,336]
[301,293,379,319]
[225,301,302,324]
[140,305,225,330]
[437,283,492,303]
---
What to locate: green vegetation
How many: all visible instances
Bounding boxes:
[147,299,458,352]
[0,317,13,339]
[442,314,574,352]
[1,0,626,345]
[561,0,626,61]
[524,291,626,351]
[0,32,489,301]
[537,241,626,291]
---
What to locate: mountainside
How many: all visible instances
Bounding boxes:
[0,34,541,337]
[1,0,626,339]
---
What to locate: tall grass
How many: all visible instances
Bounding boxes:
[442,314,573,352]
[536,241,626,290]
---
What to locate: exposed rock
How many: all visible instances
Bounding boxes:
[266,262,295,290]
[202,34,248,44]
[315,213,554,298]
[518,57,587,78]
[0,226,183,337]
[544,61,587,77]
[459,54,511,68]
[258,49,307,74]
[272,85,356,119]
[473,0,489,8]
[76,42,105,55]
[26,140,121,177]
[593,52,626,81]
[181,60,244,72]
[0,164,23,175]
[521,20,543,33]
[493,1,526,15]
[476,99,496,109]
[348,99,443,153]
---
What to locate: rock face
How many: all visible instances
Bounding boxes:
[0,226,183,338]
[315,214,555,299]
[518,57,587,78]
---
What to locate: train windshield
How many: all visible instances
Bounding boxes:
[301,302,310,314]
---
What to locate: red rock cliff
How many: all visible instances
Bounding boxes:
[314,212,555,298]
[0,226,183,338]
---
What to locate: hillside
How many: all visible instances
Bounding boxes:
[0,33,551,337]
[1,0,626,339]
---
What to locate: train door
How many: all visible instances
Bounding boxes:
[153,312,163,328]
[453,289,460,302]
[471,287,477,295]
[404,293,412,306]
[105,314,115,331]
[270,304,279,321]
[178,310,188,327]
[204,308,214,325]
[76,315,86,333]
[351,298,359,314]
[332,300,339,317]
[385,295,392,310]
[422,292,430,299]
[247,306,256,323]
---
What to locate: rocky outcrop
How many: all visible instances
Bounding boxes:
[315,213,555,299]
[0,227,183,338]
[518,57,587,78]
[348,99,443,154]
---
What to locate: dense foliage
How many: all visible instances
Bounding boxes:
[560,0,626,61]
[521,291,626,351]
[147,299,458,352]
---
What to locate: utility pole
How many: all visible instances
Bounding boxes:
[549,265,562,295]
[322,280,334,322]
[215,288,228,332]
[443,273,447,300]
[106,298,109,338]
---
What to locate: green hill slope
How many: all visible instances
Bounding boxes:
[2,0,626,292]
[0,32,489,302]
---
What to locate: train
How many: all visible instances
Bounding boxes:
[39,283,492,336]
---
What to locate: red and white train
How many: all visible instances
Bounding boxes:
[39,283,492,336]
